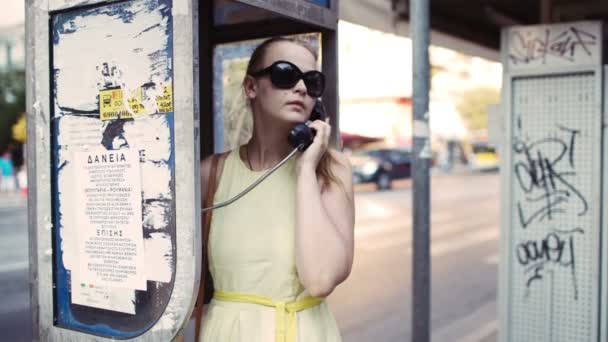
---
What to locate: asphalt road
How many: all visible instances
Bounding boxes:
[327,171,500,342]
[0,170,499,342]
[0,194,30,342]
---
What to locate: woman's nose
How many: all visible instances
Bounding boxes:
[293,79,307,96]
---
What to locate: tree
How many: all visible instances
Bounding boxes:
[0,70,26,152]
[456,86,500,132]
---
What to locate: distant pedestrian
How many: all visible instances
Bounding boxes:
[0,150,17,192]
[17,163,27,196]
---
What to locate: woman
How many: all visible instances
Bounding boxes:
[198,37,355,342]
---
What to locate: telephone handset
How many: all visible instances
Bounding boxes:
[288,99,327,151]
[202,98,326,212]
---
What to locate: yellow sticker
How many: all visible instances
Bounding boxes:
[99,82,173,121]
[127,87,146,116]
[156,84,173,113]
[100,88,131,121]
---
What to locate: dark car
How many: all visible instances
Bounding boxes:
[350,148,412,190]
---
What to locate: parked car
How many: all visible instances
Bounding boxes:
[350,148,412,190]
[466,141,499,171]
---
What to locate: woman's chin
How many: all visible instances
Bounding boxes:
[281,109,309,123]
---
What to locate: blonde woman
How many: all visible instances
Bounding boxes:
[197,37,355,342]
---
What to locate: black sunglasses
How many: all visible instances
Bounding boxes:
[249,60,325,98]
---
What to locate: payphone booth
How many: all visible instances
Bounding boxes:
[26,0,338,341]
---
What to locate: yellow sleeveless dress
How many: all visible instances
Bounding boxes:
[200,148,342,342]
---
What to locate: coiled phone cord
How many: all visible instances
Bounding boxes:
[201,146,301,213]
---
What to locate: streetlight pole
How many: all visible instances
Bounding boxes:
[411,0,431,341]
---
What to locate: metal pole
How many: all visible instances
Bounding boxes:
[540,0,552,23]
[6,43,12,71]
[410,0,431,341]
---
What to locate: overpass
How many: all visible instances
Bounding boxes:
[340,0,608,60]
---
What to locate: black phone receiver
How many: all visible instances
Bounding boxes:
[204,101,326,213]
[288,99,327,151]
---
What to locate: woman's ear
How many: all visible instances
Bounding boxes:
[243,75,257,100]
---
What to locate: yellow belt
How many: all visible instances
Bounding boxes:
[213,290,323,342]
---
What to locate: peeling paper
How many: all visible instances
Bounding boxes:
[151,311,177,332]
[143,201,171,230]
[141,162,172,200]
[56,116,105,272]
[58,150,77,271]
[53,2,171,112]
[58,115,103,147]
[145,232,173,282]
[51,0,176,330]
[122,115,172,162]
[71,276,137,315]
[99,81,173,120]
[419,139,433,159]
[413,119,430,138]
[56,116,174,278]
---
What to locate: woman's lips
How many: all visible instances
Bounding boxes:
[286,101,305,110]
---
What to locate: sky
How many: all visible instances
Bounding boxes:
[0,0,25,29]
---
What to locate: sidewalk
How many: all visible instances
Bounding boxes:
[0,192,27,209]
[432,300,497,342]
[480,331,498,342]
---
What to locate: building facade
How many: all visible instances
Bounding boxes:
[0,23,25,72]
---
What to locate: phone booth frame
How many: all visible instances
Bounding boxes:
[26,0,339,341]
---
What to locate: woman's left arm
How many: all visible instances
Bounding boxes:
[295,121,355,298]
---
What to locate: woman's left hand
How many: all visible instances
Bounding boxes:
[296,118,331,172]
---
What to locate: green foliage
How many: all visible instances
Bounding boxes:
[457,87,500,131]
[0,70,26,152]
[12,114,26,143]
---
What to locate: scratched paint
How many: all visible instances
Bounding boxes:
[51,0,175,337]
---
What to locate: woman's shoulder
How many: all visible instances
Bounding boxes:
[319,148,354,200]
[200,149,236,195]
[326,148,353,191]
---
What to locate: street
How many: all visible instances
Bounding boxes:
[0,194,30,342]
[0,171,499,342]
[327,171,499,342]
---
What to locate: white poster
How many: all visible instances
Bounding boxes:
[71,277,136,315]
[73,149,146,291]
